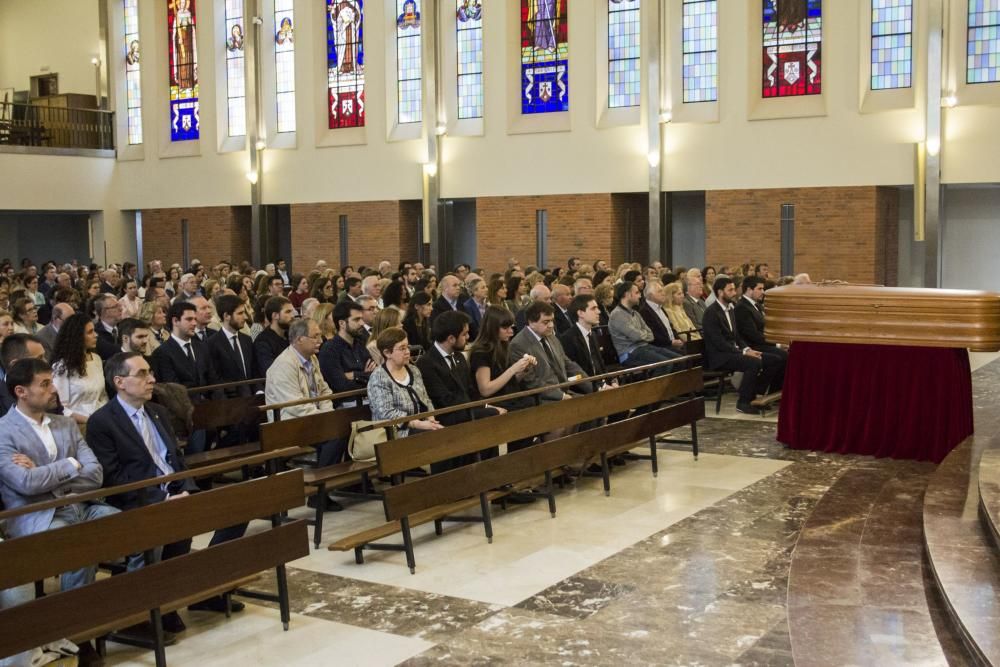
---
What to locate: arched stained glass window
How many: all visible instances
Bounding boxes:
[168,0,200,141]
[521,0,569,114]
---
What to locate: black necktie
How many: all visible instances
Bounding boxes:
[111,327,118,341]
[540,337,565,382]
[587,332,603,373]
[184,342,195,365]
[231,335,246,378]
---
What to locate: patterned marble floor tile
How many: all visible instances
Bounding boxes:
[513,576,635,620]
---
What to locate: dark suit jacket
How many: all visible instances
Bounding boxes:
[462,299,485,340]
[558,325,604,393]
[701,302,748,371]
[95,324,119,362]
[253,327,289,376]
[415,345,479,426]
[207,329,259,395]
[638,302,677,349]
[151,336,217,389]
[734,298,771,351]
[553,305,573,336]
[430,296,459,323]
[86,399,197,510]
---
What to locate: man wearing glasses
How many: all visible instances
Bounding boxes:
[93,293,123,361]
[86,352,248,637]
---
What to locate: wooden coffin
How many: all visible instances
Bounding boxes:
[764,284,1000,351]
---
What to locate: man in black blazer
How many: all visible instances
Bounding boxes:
[551,284,574,336]
[638,281,686,351]
[734,277,789,365]
[93,293,123,362]
[87,351,247,625]
[415,311,502,473]
[151,301,219,453]
[702,277,783,414]
[430,274,463,324]
[558,295,613,394]
[207,295,259,395]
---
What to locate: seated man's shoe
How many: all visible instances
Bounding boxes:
[585,463,604,473]
[160,611,187,634]
[611,456,628,466]
[115,622,177,646]
[307,494,344,512]
[735,402,756,415]
[189,594,245,613]
[76,640,104,667]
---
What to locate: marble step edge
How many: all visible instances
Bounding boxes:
[923,438,996,667]
[979,443,1000,553]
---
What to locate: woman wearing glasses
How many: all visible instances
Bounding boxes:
[10,297,41,335]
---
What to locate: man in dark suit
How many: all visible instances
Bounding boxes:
[559,295,616,393]
[416,311,503,473]
[683,279,708,328]
[551,284,574,335]
[638,281,686,351]
[430,275,463,323]
[36,302,73,356]
[461,278,488,340]
[702,277,783,414]
[87,352,247,628]
[735,277,788,357]
[93,293,123,362]
[509,301,588,403]
[207,295,259,394]
[188,295,217,343]
[151,301,218,453]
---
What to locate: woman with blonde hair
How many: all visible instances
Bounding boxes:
[312,302,336,341]
[366,307,403,366]
[663,281,701,340]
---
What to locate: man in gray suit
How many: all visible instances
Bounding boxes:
[0,358,116,581]
[35,303,74,356]
[683,279,707,328]
[509,301,588,403]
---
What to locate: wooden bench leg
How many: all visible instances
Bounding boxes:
[600,452,611,497]
[691,421,700,460]
[543,471,557,518]
[312,483,326,549]
[648,435,659,477]
[400,516,417,574]
[148,608,167,667]
[479,492,494,544]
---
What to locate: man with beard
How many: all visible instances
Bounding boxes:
[318,301,375,395]
[416,311,504,473]
[702,276,783,414]
[253,296,293,375]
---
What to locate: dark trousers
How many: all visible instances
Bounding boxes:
[318,437,348,467]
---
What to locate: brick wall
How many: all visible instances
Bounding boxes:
[289,200,420,271]
[705,186,900,284]
[141,206,250,268]
[476,193,648,273]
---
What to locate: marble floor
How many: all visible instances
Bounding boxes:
[103,351,998,666]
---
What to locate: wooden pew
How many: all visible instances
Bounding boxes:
[329,361,704,572]
[184,394,266,469]
[0,451,308,667]
[258,389,375,549]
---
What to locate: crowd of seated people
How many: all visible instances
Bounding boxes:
[0,252,792,664]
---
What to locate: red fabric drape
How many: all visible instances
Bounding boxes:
[777,342,973,463]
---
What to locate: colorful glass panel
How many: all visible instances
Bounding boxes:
[396,0,422,123]
[327,0,365,128]
[521,0,568,114]
[608,0,640,108]
[274,0,295,132]
[682,0,717,103]
[225,0,246,136]
[124,0,142,144]
[871,0,912,90]
[968,0,1000,84]
[168,0,199,141]
[762,0,822,98]
[457,0,483,119]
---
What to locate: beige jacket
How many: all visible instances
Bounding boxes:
[264,346,333,421]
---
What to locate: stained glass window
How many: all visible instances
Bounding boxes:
[968,0,1000,84]
[124,0,142,144]
[762,0,822,98]
[456,0,483,119]
[168,0,199,141]
[396,0,422,123]
[327,0,365,128]
[274,0,295,133]
[224,0,246,136]
[871,0,912,90]
[608,0,640,108]
[521,0,569,114]
[682,0,717,103]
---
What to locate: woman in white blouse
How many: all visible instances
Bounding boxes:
[51,313,108,425]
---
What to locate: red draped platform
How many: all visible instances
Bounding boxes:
[776,342,974,463]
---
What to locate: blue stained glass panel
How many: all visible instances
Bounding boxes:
[608,0,640,108]
[968,0,1000,83]
[521,0,569,114]
[871,0,912,90]
[457,0,483,119]
[682,0,717,103]
[327,0,365,128]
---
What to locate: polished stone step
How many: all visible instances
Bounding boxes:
[979,440,1000,551]
[924,435,1000,666]
[787,461,963,667]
